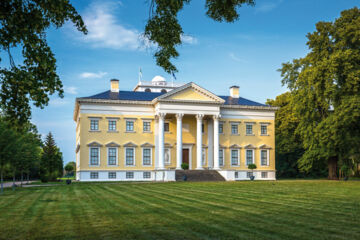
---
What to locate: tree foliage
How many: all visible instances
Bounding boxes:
[144,0,255,74]
[279,7,360,179]
[0,0,87,126]
[40,132,63,182]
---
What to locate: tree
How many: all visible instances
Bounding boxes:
[279,7,360,179]
[64,162,75,177]
[0,0,87,126]
[144,0,255,75]
[40,132,63,182]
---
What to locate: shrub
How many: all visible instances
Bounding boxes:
[181,163,189,170]
[248,164,257,170]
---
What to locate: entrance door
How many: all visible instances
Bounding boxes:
[182,149,189,165]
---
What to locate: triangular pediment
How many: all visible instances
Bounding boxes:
[154,82,225,103]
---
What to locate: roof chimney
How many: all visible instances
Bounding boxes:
[110,79,119,93]
[230,85,239,98]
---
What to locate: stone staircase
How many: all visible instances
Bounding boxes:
[175,170,225,182]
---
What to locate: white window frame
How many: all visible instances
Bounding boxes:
[231,124,239,135]
[142,148,152,166]
[246,149,255,165]
[108,119,117,132]
[261,172,268,178]
[164,148,171,165]
[260,124,268,136]
[202,148,206,166]
[89,147,100,166]
[125,120,135,132]
[230,149,240,166]
[246,124,253,135]
[125,147,136,166]
[142,120,151,133]
[126,172,134,179]
[90,172,98,179]
[108,172,116,179]
[219,122,224,134]
[143,171,151,179]
[90,119,99,131]
[219,148,225,167]
[260,149,270,166]
[107,147,118,166]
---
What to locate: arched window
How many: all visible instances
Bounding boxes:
[161,89,167,93]
[145,88,151,92]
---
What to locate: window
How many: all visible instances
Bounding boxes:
[261,172,268,178]
[143,121,151,132]
[164,122,169,132]
[261,125,267,135]
[142,148,151,166]
[231,124,238,135]
[202,148,206,166]
[246,124,253,135]
[126,121,134,132]
[235,172,238,178]
[108,172,116,179]
[145,88,151,92]
[247,172,253,178]
[164,148,171,165]
[219,123,223,134]
[202,124,205,134]
[90,119,99,131]
[125,148,135,166]
[246,149,254,165]
[161,89,167,93]
[90,172,98,179]
[126,172,134,179]
[143,172,151,179]
[90,148,99,165]
[108,148,117,165]
[219,149,224,166]
[231,149,239,166]
[261,150,268,166]
[108,120,116,131]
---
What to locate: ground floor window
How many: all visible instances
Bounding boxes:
[126,172,134,179]
[246,149,254,165]
[108,147,117,165]
[142,148,151,166]
[246,172,253,178]
[261,172,268,178]
[234,171,238,179]
[90,172,98,179]
[231,149,239,166]
[125,148,135,166]
[108,172,116,179]
[261,150,268,166]
[143,172,151,179]
[90,147,99,166]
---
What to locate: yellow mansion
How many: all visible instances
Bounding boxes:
[74,76,277,181]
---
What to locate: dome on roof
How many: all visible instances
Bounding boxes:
[152,75,166,82]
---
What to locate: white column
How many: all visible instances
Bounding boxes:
[196,114,204,170]
[158,113,166,170]
[213,114,220,170]
[176,113,184,169]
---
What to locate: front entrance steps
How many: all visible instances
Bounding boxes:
[175,170,225,182]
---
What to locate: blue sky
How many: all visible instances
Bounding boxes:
[27,0,359,164]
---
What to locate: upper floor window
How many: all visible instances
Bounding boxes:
[90,147,99,165]
[231,149,239,166]
[108,120,116,131]
[261,125,268,135]
[143,121,151,132]
[261,150,269,166]
[108,148,117,165]
[219,149,224,166]
[125,148,135,166]
[126,120,134,132]
[219,123,224,134]
[246,149,254,165]
[231,124,238,135]
[246,124,253,135]
[90,119,99,131]
[164,122,170,132]
[142,148,152,166]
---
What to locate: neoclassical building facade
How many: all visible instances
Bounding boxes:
[74,76,277,181]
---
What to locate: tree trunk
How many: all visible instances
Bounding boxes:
[27,172,29,184]
[21,172,23,187]
[328,156,338,180]
[12,170,16,191]
[1,170,3,195]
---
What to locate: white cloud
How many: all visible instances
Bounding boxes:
[255,0,283,13]
[80,71,107,79]
[229,52,247,63]
[64,86,78,95]
[181,35,198,45]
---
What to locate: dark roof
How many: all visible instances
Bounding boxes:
[80,90,268,107]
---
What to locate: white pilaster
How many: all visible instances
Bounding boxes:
[176,113,184,169]
[158,113,166,170]
[196,114,204,170]
[213,114,221,170]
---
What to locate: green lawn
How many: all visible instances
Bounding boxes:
[0,180,359,240]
